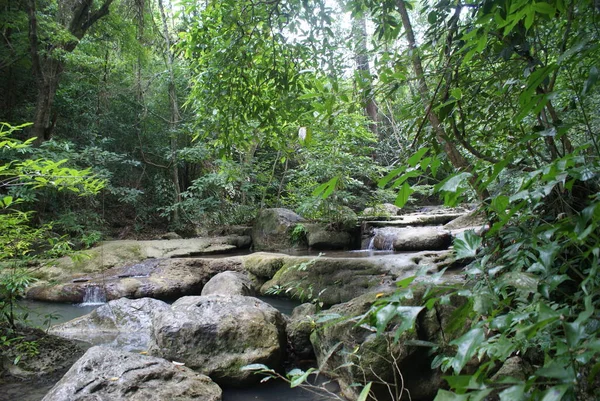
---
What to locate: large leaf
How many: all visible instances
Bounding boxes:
[454,230,482,259]
[312,176,339,199]
[394,182,414,208]
[449,328,485,374]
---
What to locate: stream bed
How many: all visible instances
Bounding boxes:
[6,296,336,401]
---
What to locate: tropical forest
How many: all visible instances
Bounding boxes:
[1,0,600,400]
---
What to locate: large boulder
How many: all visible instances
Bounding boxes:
[201,271,255,296]
[371,226,452,251]
[259,252,455,307]
[251,208,305,251]
[242,252,287,282]
[148,295,287,386]
[27,256,245,303]
[310,290,468,401]
[305,223,355,250]
[49,297,169,351]
[42,346,222,401]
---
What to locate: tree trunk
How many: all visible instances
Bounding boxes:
[27,0,114,144]
[396,0,488,199]
[158,0,182,223]
[351,14,379,136]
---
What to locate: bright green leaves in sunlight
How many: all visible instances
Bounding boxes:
[378,147,442,208]
[312,176,339,199]
[454,230,482,260]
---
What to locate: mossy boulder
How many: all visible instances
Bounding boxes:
[259,251,454,307]
[148,295,287,386]
[251,208,305,251]
[27,257,246,303]
[310,290,468,401]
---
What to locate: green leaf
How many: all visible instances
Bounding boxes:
[394,182,414,208]
[357,382,372,401]
[583,66,599,95]
[449,328,485,374]
[437,172,473,193]
[532,2,556,15]
[536,362,575,381]
[454,230,482,259]
[407,147,429,167]
[312,176,339,199]
[433,389,469,401]
[499,384,526,401]
[564,321,586,348]
[289,368,315,388]
[241,363,270,371]
[540,385,569,401]
[1,196,13,208]
[379,166,407,188]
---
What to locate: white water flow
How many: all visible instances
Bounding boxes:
[368,228,396,251]
[81,286,107,306]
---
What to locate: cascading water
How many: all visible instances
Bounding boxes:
[81,286,107,306]
[368,227,396,251]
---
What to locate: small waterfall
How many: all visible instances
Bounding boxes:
[370,228,396,251]
[366,236,376,251]
[81,286,107,306]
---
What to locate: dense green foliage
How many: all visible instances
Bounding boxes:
[1,0,600,399]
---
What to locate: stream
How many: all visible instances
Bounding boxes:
[7,296,336,401]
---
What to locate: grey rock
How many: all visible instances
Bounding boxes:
[149,295,287,386]
[310,290,464,401]
[362,203,400,217]
[251,208,305,251]
[42,346,222,401]
[27,256,245,303]
[372,226,452,251]
[201,271,255,296]
[287,303,317,359]
[49,297,170,351]
[305,224,354,250]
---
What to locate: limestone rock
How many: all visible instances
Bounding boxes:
[242,252,287,280]
[287,303,317,359]
[362,203,400,217]
[27,256,245,303]
[305,224,354,250]
[42,346,222,401]
[310,290,464,401]
[201,271,255,296]
[49,297,169,351]
[148,295,287,386]
[259,252,455,307]
[28,236,251,286]
[372,226,452,251]
[251,208,305,251]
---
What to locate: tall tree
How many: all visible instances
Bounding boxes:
[157,0,182,222]
[27,0,115,143]
[351,12,379,136]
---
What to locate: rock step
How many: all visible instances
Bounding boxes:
[361,212,466,227]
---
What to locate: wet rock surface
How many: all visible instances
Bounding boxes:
[41,346,222,401]
[251,208,305,252]
[201,271,256,296]
[148,295,287,386]
[48,297,170,351]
